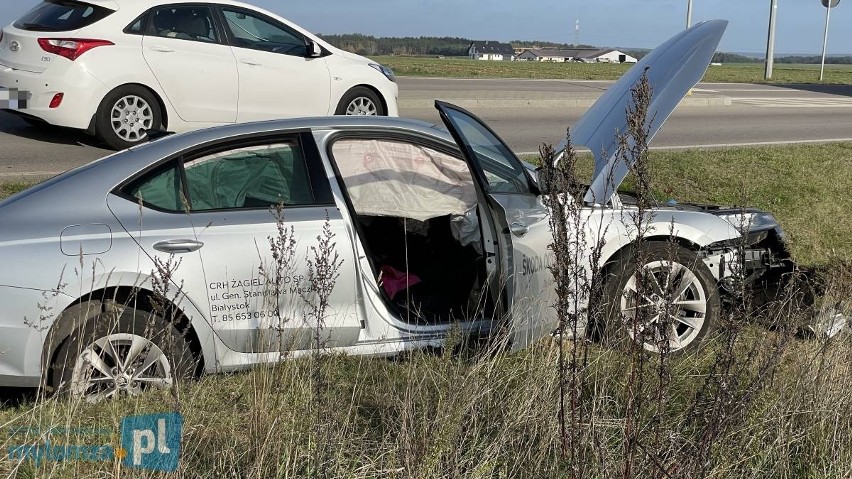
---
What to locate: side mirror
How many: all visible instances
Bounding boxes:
[307,40,322,58]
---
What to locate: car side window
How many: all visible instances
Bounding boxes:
[127,162,187,212]
[222,9,307,57]
[125,143,315,212]
[151,6,218,43]
[183,143,315,211]
[440,106,533,195]
[125,15,145,35]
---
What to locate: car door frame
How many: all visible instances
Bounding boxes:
[319,129,502,338]
[211,5,330,59]
[435,100,558,350]
[210,4,333,120]
[135,2,239,124]
[110,129,363,354]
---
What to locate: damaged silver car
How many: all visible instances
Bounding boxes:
[0,20,840,401]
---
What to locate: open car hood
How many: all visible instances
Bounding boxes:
[556,20,727,204]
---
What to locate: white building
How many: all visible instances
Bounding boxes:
[468,41,516,61]
[517,48,638,64]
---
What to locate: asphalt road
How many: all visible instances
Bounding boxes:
[1,78,851,179]
[398,78,852,155]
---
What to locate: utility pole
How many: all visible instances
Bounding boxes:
[687,0,694,28]
[575,19,580,46]
[765,0,778,80]
[819,0,840,81]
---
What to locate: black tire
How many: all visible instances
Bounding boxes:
[50,301,196,401]
[599,242,720,353]
[335,87,385,116]
[95,85,162,150]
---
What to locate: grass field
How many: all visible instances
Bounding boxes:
[1,143,851,477]
[0,182,30,199]
[377,55,852,84]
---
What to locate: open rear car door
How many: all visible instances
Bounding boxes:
[437,101,558,350]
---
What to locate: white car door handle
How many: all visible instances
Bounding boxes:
[509,223,529,237]
[153,239,204,253]
[240,58,262,66]
[148,45,175,53]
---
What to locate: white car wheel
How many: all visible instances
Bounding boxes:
[110,95,155,143]
[96,85,163,150]
[336,87,385,116]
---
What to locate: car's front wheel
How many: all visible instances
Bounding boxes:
[51,302,196,402]
[601,243,720,353]
[335,87,385,116]
[95,85,162,150]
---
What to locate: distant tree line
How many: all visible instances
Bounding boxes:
[509,40,599,50]
[319,34,852,64]
[318,34,471,56]
[776,55,852,64]
[712,52,759,63]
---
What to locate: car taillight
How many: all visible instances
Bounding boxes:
[37,38,113,61]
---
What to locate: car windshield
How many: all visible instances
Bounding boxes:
[13,0,113,32]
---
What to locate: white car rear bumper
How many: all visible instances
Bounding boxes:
[0,61,107,130]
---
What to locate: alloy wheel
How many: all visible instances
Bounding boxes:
[620,260,708,352]
[70,333,173,402]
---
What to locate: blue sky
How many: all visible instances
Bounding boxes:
[1,1,849,55]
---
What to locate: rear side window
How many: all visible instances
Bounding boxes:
[124,142,316,212]
[184,143,314,211]
[151,6,219,43]
[13,0,113,32]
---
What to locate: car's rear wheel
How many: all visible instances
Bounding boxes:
[51,302,195,403]
[335,87,384,116]
[95,85,162,150]
[600,243,720,353]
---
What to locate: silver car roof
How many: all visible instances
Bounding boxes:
[556,20,728,205]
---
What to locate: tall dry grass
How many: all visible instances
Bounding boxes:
[2,78,852,479]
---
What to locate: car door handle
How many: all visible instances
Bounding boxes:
[148,45,175,53]
[240,58,262,66]
[153,239,204,253]
[509,223,529,237]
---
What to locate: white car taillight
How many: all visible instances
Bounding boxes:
[37,38,114,61]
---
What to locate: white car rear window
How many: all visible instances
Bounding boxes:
[13,0,112,32]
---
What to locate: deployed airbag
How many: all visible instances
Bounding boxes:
[333,139,477,221]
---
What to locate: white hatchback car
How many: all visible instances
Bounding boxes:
[0,0,399,149]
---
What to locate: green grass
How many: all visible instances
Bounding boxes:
[377,55,852,84]
[0,181,32,200]
[3,326,852,478]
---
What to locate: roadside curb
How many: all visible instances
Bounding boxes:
[398,95,732,109]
